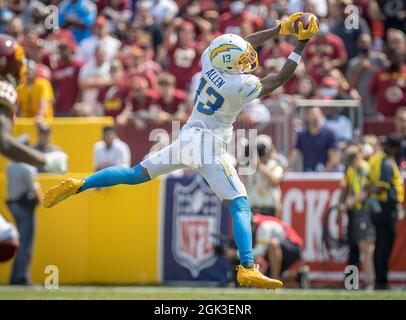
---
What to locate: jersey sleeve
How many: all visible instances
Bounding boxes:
[239,74,262,104]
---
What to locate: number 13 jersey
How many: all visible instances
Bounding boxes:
[187,48,262,142]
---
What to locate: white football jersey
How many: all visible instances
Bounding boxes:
[187,48,262,141]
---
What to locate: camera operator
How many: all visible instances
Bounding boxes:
[368,135,404,289]
[222,213,308,287]
[241,134,285,217]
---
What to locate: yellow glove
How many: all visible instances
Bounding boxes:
[297,16,319,41]
[276,12,303,36]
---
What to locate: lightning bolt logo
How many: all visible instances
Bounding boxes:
[210,44,243,61]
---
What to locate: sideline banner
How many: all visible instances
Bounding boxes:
[280,173,406,285]
[161,174,230,283]
[160,172,406,285]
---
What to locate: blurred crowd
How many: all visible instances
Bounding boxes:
[0,0,405,173]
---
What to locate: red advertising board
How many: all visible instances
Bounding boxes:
[280,173,406,286]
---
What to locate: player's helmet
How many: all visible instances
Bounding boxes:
[0,34,26,85]
[209,34,258,74]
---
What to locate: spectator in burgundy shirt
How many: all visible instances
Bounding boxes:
[116,76,159,129]
[149,72,187,124]
[124,44,159,91]
[157,18,206,91]
[369,29,406,117]
[304,22,348,85]
[44,29,76,67]
[219,1,263,35]
[51,37,83,116]
[289,107,340,172]
[98,59,129,118]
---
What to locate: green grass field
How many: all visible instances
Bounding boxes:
[0,286,406,300]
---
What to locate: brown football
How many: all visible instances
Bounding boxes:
[293,13,319,33]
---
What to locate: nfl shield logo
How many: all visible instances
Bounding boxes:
[172,175,222,278]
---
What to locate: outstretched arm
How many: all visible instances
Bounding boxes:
[0,112,45,166]
[245,12,303,49]
[258,40,307,97]
[244,25,281,49]
[258,16,318,97]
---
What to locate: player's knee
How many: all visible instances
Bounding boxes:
[226,196,251,216]
[140,165,151,180]
[130,164,152,183]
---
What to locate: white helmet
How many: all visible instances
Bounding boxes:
[208,34,258,74]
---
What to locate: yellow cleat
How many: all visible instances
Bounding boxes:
[43,178,84,208]
[236,265,283,290]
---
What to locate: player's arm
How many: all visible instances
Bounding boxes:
[258,16,318,98]
[258,40,307,97]
[244,12,303,49]
[244,25,281,49]
[0,111,67,173]
[0,111,45,167]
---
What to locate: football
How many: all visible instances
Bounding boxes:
[293,12,319,33]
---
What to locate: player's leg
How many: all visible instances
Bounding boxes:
[43,143,185,208]
[79,146,186,191]
[198,155,283,289]
[267,238,283,279]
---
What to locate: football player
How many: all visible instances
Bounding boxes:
[43,13,318,289]
[0,34,67,263]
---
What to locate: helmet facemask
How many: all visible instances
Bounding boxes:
[235,43,258,73]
